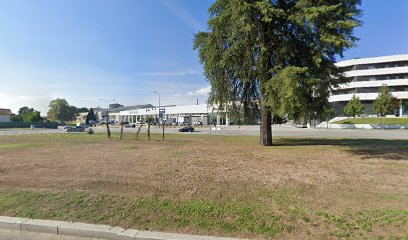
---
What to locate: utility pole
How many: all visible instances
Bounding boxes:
[153,91,161,122]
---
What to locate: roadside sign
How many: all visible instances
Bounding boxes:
[159,108,165,117]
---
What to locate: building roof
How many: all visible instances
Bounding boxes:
[0,108,11,115]
[120,104,215,116]
[94,104,155,113]
[336,54,408,67]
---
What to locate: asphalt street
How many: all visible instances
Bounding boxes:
[1,125,408,140]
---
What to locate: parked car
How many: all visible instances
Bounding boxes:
[65,126,85,132]
[125,123,136,128]
[295,123,307,128]
[193,121,203,126]
[178,126,194,132]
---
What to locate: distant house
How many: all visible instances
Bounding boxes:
[0,108,11,122]
[75,112,88,124]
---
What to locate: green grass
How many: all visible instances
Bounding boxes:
[0,190,407,239]
[0,190,283,238]
[333,117,408,125]
[316,210,408,238]
[0,143,43,149]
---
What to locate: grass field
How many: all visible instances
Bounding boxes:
[333,117,408,125]
[0,132,408,239]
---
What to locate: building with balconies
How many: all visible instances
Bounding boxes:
[331,54,408,116]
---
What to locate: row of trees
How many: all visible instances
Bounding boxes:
[344,85,396,117]
[11,98,90,123]
[10,107,42,122]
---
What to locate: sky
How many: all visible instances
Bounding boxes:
[0,0,407,115]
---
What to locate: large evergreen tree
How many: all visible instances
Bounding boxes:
[373,85,395,116]
[194,0,361,146]
[344,94,364,117]
[85,108,96,124]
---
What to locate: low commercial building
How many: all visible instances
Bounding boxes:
[120,104,230,126]
[331,54,408,116]
[0,108,11,122]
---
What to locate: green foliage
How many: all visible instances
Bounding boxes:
[47,98,78,123]
[77,107,89,113]
[373,85,395,116]
[322,106,336,121]
[10,114,22,122]
[85,108,96,124]
[194,0,361,140]
[11,106,42,122]
[344,94,364,117]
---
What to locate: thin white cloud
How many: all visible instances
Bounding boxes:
[159,0,205,31]
[174,85,211,97]
[141,69,202,77]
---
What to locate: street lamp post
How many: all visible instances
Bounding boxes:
[153,91,161,122]
[99,99,116,123]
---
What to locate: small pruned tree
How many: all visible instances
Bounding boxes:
[344,94,365,118]
[147,118,152,141]
[120,122,124,140]
[373,85,395,117]
[135,123,144,139]
[322,106,336,128]
[162,120,165,141]
[106,122,111,138]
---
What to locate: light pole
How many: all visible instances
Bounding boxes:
[153,91,161,122]
[99,99,116,123]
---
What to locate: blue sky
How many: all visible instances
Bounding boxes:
[0,0,407,115]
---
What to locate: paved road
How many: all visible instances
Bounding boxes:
[0,229,103,240]
[94,125,408,140]
[1,125,408,140]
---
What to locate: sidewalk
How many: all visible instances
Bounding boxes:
[0,216,242,240]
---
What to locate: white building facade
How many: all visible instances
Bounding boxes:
[331,54,408,116]
[119,104,230,126]
[0,109,11,122]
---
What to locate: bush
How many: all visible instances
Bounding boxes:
[87,128,94,135]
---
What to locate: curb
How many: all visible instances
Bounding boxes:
[0,216,242,240]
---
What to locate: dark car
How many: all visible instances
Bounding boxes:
[178,126,194,132]
[65,126,85,132]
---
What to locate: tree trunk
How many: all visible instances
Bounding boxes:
[120,125,123,140]
[135,123,143,139]
[147,120,151,141]
[106,123,111,138]
[260,102,272,146]
[162,122,165,141]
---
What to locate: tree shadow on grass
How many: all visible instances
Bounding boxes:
[275,138,408,161]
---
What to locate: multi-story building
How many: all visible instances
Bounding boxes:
[331,54,408,116]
